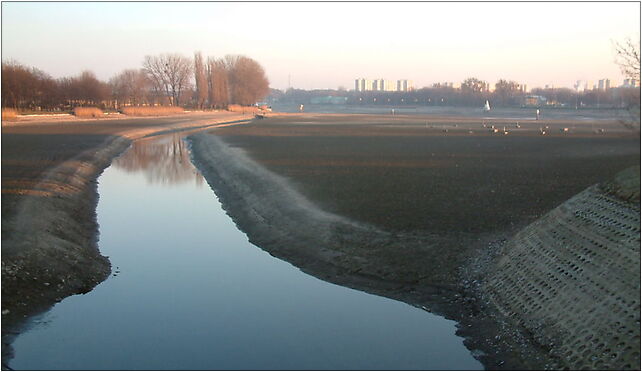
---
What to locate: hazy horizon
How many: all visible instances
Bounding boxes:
[2,2,640,91]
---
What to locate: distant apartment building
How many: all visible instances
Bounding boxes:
[355,78,373,92]
[598,79,611,91]
[433,82,456,89]
[397,79,414,92]
[622,78,640,88]
[356,78,412,92]
[372,79,396,92]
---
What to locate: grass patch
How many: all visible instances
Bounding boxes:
[73,107,104,118]
[2,108,18,121]
[121,106,185,116]
[228,104,259,114]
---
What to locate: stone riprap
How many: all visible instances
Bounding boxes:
[484,169,640,370]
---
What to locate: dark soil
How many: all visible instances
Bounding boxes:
[198,114,640,369]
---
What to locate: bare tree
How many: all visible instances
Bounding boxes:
[613,37,641,130]
[613,37,641,82]
[57,70,109,108]
[208,57,230,109]
[494,79,521,106]
[224,55,270,106]
[194,52,208,109]
[110,69,151,107]
[461,77,485,94]
[2,61,58,110]
[143,53,192,106]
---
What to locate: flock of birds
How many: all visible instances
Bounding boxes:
[428,121,606,135]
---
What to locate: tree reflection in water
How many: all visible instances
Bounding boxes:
[113,134,204,186]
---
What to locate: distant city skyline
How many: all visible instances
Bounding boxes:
[2,2,639,91]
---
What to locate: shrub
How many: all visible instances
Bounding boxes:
[1,108,18,121]
[228,104,258,114]
[73,107,104,118]
[120,106,185,116]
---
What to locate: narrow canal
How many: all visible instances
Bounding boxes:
[9,134,482,370]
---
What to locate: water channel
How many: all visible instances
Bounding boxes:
[9,133,482,370]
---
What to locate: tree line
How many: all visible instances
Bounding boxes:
[1,52,269,111]
[274,79,639,109]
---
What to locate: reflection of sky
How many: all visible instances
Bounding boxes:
[2,2,639,89]
[9,136,482,370]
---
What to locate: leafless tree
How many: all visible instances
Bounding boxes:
[224,55,269,106]
[2,61,58,110]
[110,69,152,107]
[143,53,192,106]
[613,37,641,82]
[57,70,110,108]
[461,77,485,94]
[194,52,208,109]
[208,57,230,109]
[494,79,521,106]
[613,37,641,130]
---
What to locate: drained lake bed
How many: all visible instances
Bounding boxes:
[8,134,482,370]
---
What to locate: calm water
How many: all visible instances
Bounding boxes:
[9,134,482,370]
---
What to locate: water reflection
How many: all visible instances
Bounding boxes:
[9,134,482,370]
[114,134,204,186]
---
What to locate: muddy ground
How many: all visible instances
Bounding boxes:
[2,111,638,369]
[1,111,251,367]
[190,113,639,369]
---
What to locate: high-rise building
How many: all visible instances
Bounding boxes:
[355,78,373,92]
[598,79,611,91]
[365,79,396,92]
[396,79,414,92]
[622,78,640,88]
[356,78,411,92]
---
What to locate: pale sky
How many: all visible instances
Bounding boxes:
[2,2,640,90]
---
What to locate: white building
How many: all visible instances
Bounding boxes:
[372,79,395,91]
[622,78,639,88]
[356,78,405,92]
[397,79,414,92]
[598,79,611,91]
[355,78,373,92]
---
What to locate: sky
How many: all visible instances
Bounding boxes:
[2,2,640,90]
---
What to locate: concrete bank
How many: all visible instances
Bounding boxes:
[1,114,251,366]
[483,166,640,370]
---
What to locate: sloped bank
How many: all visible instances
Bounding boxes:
[1,114,251,368]
[1,135,131,366]
[187,132,569,369]
[483,166,640,370]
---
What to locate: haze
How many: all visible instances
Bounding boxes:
[2,2,639,90]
